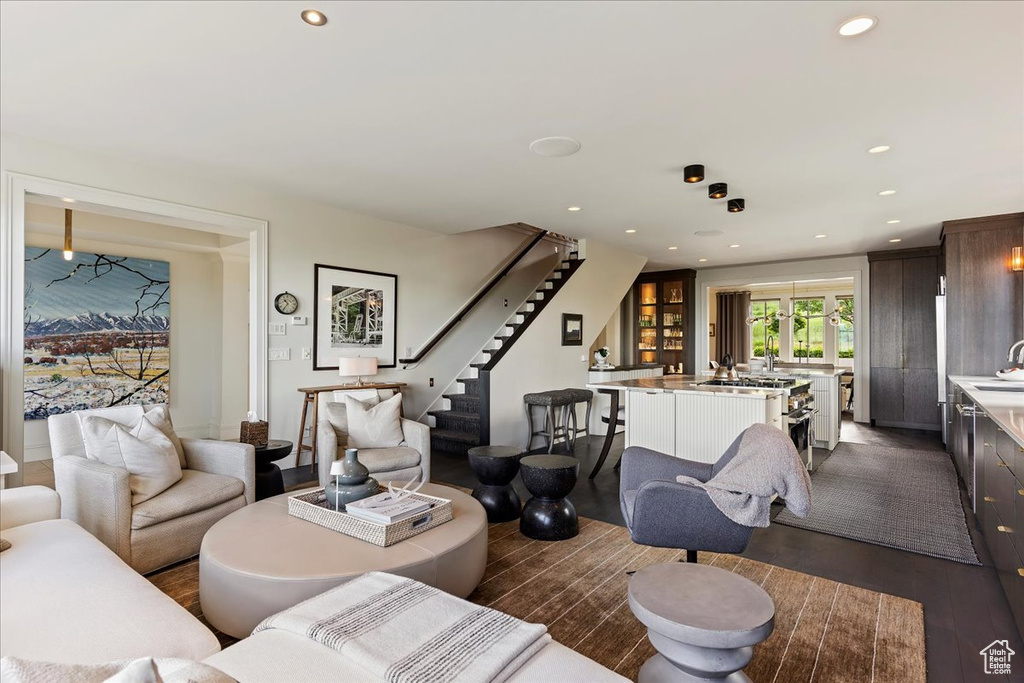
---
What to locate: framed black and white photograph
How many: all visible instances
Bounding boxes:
[313,264,397,370]
[561,313,583,346]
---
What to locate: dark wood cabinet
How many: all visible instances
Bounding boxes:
[868,248,941,429]
[631,269,696,375]
[942,213,1024,378]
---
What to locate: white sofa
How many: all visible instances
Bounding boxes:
[0,487,627,682]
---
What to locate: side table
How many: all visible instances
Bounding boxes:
[467,445,523,522]
[253,440,292,501]
[519,454,579,541]
[628,562,775,682]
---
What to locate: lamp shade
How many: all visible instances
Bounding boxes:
[338,356,378,378]
[330,460,346,476]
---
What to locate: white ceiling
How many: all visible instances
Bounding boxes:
[2,1,1022,269]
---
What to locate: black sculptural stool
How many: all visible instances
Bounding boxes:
[467,445,524,523]
[519,454,579,541]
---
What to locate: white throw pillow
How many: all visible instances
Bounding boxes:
[345,393,404,449]
[84,415,183,505]
[80,406,185,467]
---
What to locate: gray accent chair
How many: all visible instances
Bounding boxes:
[317,398,431,489]
[619,437,756,564]
[48,405,255,575]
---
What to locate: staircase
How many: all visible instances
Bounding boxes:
[428,251,584,456]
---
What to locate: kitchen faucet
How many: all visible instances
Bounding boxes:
[766,335,776,373]
[1009,339,1024,366]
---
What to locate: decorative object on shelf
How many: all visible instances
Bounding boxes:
[314,264,397,370]
[337,356,378,385]
[561,313,583,346]
[728,198,745,213]
[23,246,170,421]
[594,346,611,367]
[274,291,299,315]
[240,410,269,447]
[683,164,705,183]
[709,323,716,337]
[324,448,380,511]
[708,183,728,199]
[1011,246,1023,272]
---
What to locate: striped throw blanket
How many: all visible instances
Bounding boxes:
[254,572,551,683]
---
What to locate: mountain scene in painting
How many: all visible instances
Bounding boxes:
[23,247,170,420]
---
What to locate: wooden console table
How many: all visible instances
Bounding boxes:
[296,383,408,473]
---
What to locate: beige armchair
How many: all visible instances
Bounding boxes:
[317,400,430,489]
[48,405,254,574]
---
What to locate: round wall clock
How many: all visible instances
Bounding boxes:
[274,291,298,315]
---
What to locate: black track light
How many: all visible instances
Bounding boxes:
[727,198,745,213]
[708,183,728,199]
[683,164,705,183]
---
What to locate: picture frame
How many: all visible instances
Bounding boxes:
[709,323,716,337]
[313,264,398,370]
[561,313,583,346]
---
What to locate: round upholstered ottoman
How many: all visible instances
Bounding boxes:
[199,483,488,639]
[628,562,775,682]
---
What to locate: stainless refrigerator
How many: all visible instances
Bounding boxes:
[936,280,948,446]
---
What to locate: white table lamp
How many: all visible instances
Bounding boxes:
[338,357,378,385]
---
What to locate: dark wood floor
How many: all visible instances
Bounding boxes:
[285,421,1022,682]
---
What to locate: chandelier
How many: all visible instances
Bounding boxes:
[744,282,853,328]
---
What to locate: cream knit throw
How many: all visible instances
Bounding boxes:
[255,572,550,683]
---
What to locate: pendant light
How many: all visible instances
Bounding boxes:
[63,208,74,261]
[708,183,728,199]
[683,164,705,183]
[727,198,745,213]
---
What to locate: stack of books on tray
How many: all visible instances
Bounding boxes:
[344,491,440,524]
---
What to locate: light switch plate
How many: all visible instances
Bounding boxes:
[269,348,291,361]
[268,323,286,336]
[291,316,307,326]
[301,348,311,360]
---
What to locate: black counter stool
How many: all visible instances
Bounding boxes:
[519,454,579,541]
[523,390,574,454]
[467,445,523,522]
[563,388,594,448]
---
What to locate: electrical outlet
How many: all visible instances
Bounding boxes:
[268,323,286,336]
[269,348,291,361]
[405,346,412,357]
[301,348,311,360]
[429,377,434,387]
[503,298,508,308]
[581,355,587,362]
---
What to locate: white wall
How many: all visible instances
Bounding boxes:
[695,256,870,422]
[22,208,247,460]
[1,133,568,468]
[489,240,647,447]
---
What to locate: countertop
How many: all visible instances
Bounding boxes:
[586,375,783,399]
[949,376,1024,448]
[588,363,664,373]
[701,368,847,378]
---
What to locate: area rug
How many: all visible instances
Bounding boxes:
[775,442,981,565]
[150,516,926,682]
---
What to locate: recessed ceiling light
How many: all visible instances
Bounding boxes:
[625,229,637,234]
[567,206,582,212]
[867,145,891,154]
[838,15,877,37]
[529,136,581,157]
[729,244,740,248]
[887,219,901,224]
[698,258,708,263]
[889,238,902,243]
[878,190,897,196]
[815,234,827,238]
[694,229,724,237]
[668,246,679,250]
[61,198,76,203]
[301,9,327,26]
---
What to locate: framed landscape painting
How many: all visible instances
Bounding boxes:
[313,264,397,370]
[23,247,170,420]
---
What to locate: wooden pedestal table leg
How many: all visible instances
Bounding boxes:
[309,392,320,474]
[296,391,311,471]
[589,388,620,479]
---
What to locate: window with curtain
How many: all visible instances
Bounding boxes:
[793,298,824,358]
[837,296,854,359]
[750,299,780,358]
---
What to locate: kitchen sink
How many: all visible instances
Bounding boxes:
[973,383,1024,393]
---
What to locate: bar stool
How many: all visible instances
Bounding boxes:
[563,388,594,448]
[523,390,574,454]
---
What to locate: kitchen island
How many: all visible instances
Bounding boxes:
[586,375,786,470]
